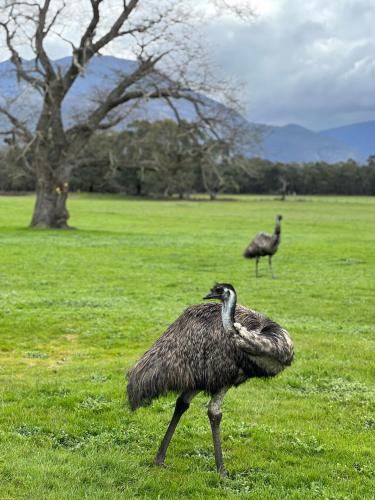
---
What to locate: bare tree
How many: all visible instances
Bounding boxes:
[278,174,289,201]
[0,0,254,228]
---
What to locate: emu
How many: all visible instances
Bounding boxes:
[244,214,283,278]
[127,283,294,476]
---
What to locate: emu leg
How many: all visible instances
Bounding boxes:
[268,255,275,279]
[255,256,260,278]
[154,391,197,466]
[208,387,229,477]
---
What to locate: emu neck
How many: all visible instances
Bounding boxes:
[273,220,281,243]
[221,290,237,333]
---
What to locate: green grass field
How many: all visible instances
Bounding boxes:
[0,194,374,499]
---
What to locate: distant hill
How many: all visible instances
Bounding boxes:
[254,123,361,164]
[0,55,204,127]
[0,55,371,164]
[321,121,375,163]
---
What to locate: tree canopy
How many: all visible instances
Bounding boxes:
[2,122,374,197]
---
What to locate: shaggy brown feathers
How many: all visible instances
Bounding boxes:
[244,215,282,259]
[127,303,293,410]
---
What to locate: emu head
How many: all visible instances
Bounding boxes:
[203,283,236,302]
[276,214,283,222]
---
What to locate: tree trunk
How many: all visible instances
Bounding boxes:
[29,108,72,229]
[201,164,219,200]
[30,178,71,229]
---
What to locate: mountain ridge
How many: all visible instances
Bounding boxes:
[0,55,372,164]
[321,121,375,162]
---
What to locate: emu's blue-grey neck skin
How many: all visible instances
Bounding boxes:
[221,289,237,333]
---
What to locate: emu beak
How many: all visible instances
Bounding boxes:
[203,292,218,300]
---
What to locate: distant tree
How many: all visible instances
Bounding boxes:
[0,0,253,228]
[0,146,35,191]
[363,159,375,195]
[115,120,199,198]
[69,132,120,193]
[111,116,246,199]
[278,174,289,201]
[197,139,231,199]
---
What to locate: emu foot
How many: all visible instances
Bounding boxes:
[218,466,228,478]
[154,456,167,467]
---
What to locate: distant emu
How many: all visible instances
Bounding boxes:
[127,283,294,476]
[244,215,283,278]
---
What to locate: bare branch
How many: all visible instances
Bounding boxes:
[0,105,33,142]
[44,0,66,36]
[34,0,56,80]
[0,19,43,89]
[92,0,140,52]
[209,0,255,22]
[62,0,140,93]
[66,53,170,135]
[162,95,184,125]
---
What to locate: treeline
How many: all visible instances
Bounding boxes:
[1,119,375,197]
[231,157,375,196]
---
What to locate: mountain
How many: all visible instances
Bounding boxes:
[0,56,203,128]
[321,121,375,163]
[252,123,361,164]
[0,56,370,164]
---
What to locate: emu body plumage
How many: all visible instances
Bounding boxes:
[244,215,283,278]
[127,284,293,475]
[127,303,292,410]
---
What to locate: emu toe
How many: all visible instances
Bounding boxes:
[154,457,167,467]
[218,466,228,478]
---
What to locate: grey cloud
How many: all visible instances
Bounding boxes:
[1,0,374,130]
[204,0,375,129]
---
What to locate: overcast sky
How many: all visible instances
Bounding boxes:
[1,0,374,130]
[204,0,375,129]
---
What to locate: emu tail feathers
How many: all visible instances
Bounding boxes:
[126,354,170,411]
[244,243,257,258]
